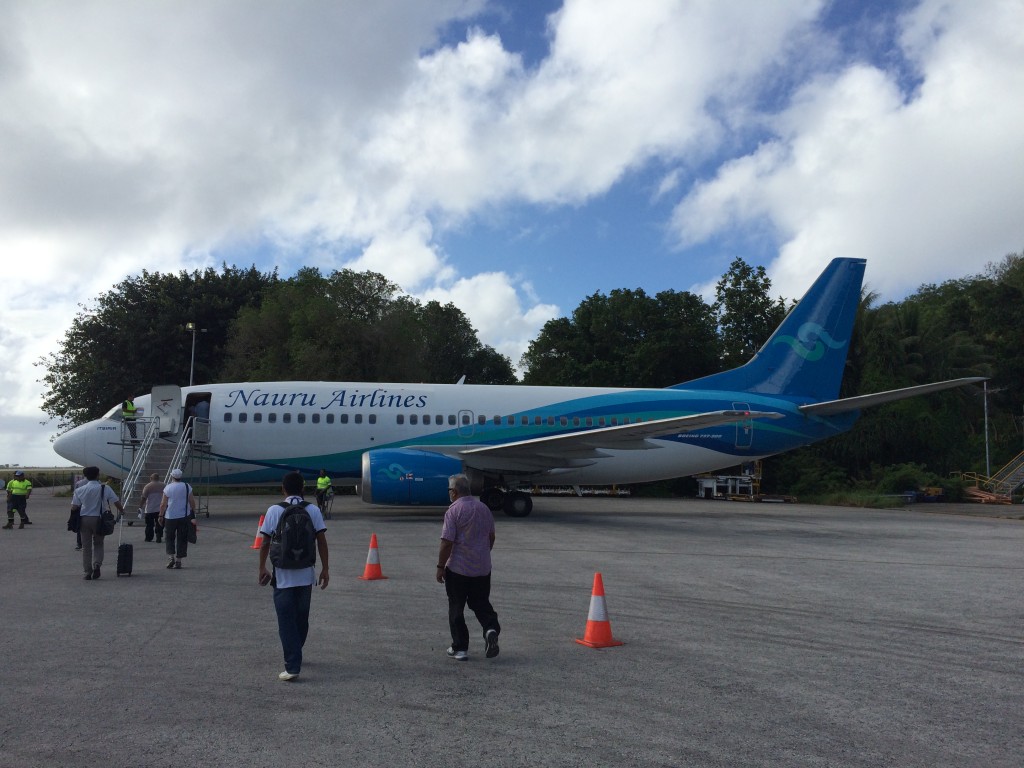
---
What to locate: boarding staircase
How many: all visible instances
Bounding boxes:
[987,450,1024,497]
[118,418,159,512]
[955,450,1024,504]
[120,417,213,516]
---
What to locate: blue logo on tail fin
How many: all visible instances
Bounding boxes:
[773,322,848,361]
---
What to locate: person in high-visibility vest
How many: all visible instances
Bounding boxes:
[4,470,33,528]
[315,469,333,510]
[122,396,138,441]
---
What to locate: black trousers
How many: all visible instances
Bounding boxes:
[144,512,163,542]
[444,568,500,653]
[164,517,189,559]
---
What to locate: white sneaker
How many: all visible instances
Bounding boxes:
[278,671,299,681]
[485,629,499,658]
[446,647,468,661]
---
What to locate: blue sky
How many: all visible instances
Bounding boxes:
[1,0,1023,466]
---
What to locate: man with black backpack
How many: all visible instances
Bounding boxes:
[258,471,330,682]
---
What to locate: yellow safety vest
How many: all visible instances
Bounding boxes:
[8,479,31,496]
[122,400,138,420]
[317,476,332,491]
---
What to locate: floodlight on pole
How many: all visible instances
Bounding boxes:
[185,322,207,387]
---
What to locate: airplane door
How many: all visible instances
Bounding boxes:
[151,385,182,435]
[732,402,753,449]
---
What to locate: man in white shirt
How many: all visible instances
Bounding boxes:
[258,471,330,682]
[158,468,196,569]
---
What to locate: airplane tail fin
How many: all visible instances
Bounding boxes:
[677,258,865,401]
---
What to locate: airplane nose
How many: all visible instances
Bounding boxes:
[53,425,86,465]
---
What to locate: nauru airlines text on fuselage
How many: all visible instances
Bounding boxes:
[224,387,428,411]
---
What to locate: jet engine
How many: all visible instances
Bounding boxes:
[360,448,462,506]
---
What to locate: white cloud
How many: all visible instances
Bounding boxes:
[1,0,1022,466]
[669,0,1024,300]
[345,221,455,290]
[419,271,560,373]
[0,0,496,464]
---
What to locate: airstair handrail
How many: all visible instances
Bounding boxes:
[120,417,158,511]
[166,418,194,482]
[987,449,1024,495]
[988,449,1024,483]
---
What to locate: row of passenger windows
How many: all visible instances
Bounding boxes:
[224,412,377,425]
[222,412,641,427]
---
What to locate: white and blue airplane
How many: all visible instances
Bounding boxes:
[53,258,983,515]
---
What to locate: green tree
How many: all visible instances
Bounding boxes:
[517,317,582,386]
[769,268,992,488]
[713,258,788,368]
[520,288,720,387]
[417,301,517,384]
[220,269,515,385]
[38,265,276,431]
[933,252,1024,468]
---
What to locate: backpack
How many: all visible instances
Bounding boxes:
[269,500,318,569]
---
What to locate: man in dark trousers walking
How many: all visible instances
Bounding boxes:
[436,473,501,661]
[258,471,330,682]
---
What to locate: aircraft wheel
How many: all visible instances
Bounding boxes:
[503,491,533,517]
[481,487,504,512]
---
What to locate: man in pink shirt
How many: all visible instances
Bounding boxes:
[436,473,501,661]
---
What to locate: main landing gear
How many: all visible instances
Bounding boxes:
[480,487,533,517]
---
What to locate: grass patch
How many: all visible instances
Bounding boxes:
[803,491,910,509]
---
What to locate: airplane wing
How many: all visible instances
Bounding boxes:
[433,410,784,473]
[798,377,987,417]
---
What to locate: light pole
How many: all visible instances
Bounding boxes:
[984,381,990,478]
[185,322,207,387]
[981,382,1007,479]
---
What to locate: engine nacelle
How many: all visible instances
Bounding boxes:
[360,448,463,506]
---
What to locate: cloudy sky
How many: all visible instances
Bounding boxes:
[2,0,1022,467]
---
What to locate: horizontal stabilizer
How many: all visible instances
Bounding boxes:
[798,377,987,417]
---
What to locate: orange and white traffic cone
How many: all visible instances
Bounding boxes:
[250,515,265,550]
[358,533,388,580]
[574,572,624,648]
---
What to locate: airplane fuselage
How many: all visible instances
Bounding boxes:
[54,380,854,487]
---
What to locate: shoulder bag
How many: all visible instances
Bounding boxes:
[98,486,117,536]
[186,506,198,544]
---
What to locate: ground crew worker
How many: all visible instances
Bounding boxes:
[315,469,332,510]
[4,470,33,528]
[122,395,138,441]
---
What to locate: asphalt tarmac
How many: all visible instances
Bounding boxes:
[1,490,1021,767]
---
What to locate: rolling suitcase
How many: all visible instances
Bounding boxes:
[116,542,134,576]
[115,511,133,576]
